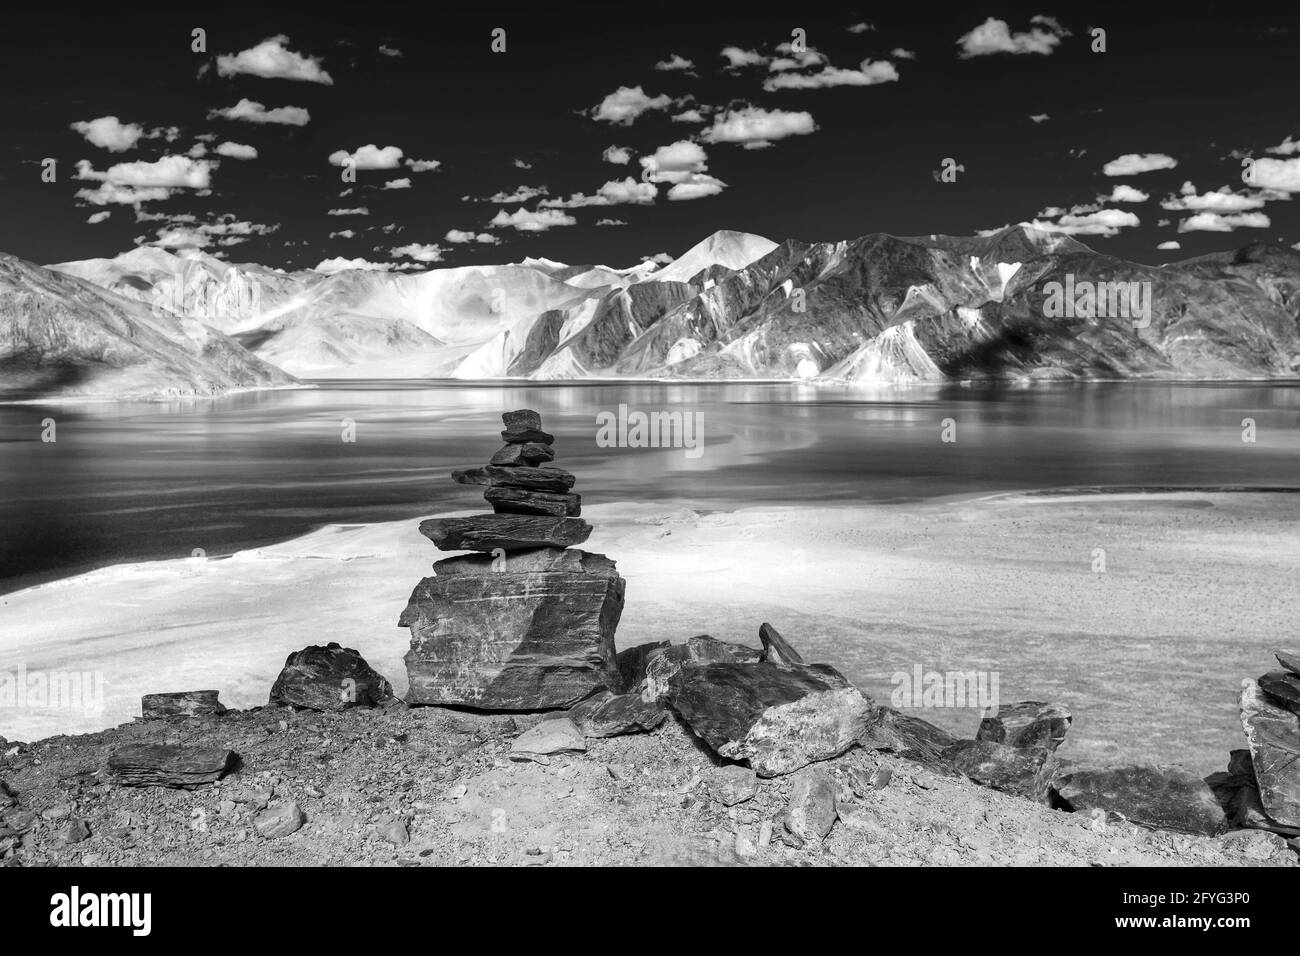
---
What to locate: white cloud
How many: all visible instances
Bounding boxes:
[328,207,370,216]
[891,48,917,59]
[1029,113,1050,123]
[208,99,310,126]
[484,185,549,203]
[639,140,708,183]
[672,109,705,124]
[957,17,1068,58]
[701,106,816,148]
[391,242,444,262]
[513,158,533,169]
[86,211,111,224]
[596,218,626,226]
[216,141,258,160]
[75,155,212,190]
[1160,183,1266,212]
[75,183,172,206]
[1157,241,1181,250]
[70,116,144,152]
[602,145,633,165]
[1102,153,1178,176]
[405,158,441,173]
[1021,208,1141,236]
[655,54,695,72]
[642,252,674,265]
[668,174,727,201]
[763,59,898,90]
[1267,136,1300,156]
[379,45,402,57]
[590,85,673,125]
[847,22,873,34]
[216,35,333,84]
[1177,211,1270,233]
[1248,156,1300,192]
[329,229,355,239]
[1105,184,1149,203]
[383,178,412,190]
[769,49,826,72]
[315,256,393,274]
[445,230,500,244]
[489,208,578,232]
[328,144,404,170]
[720,47,765,68]
[541,177,658,208]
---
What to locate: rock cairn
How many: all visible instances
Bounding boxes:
[399,410,626,709]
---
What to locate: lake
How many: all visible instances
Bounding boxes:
[2,379,1299,595]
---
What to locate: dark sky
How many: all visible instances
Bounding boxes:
[1,2,1297,273]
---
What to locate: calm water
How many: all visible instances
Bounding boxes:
[2,380,1299,594]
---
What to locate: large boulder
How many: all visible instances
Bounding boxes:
[269,643,393,712]
[976,700,1072,753]
[665,661,872,777]
[565,690,666,738]
[419,514,591,552]
[400,548,624,710]
[942,739,1058,802]
[859,706,958,769]
[1052,765,1228,836]
[1240,678,1300,828]
[108,745,235,790]
[141,690,226,719]
[1205,749,1300,836]
[758,622,804,667]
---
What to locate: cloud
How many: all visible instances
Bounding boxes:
[483,185,549,203]
[957,17,1068,58]
[701,106,816,148]
[75,183,173,206]
[1157,241,1181,250]
[70,116,144,152]
[1105,184,1149,203]
[75,155,212,194]
[489,208,578,232]
[328,144,404,170]
[208,98,310,126]
[667,174,727,200]
[405,158,441,173]
[672,109,705,124]
[596,218,626,226]
[1021,208,1141,236]
[891,48,917,59]
[445,230,500,244]
[655,54,695,72]
[602,146,633,165]
[215,141,258,160]
[328,207,370,215]
[642,252,674,265]
[1029,113,1050,123]
[390,242,444,262]
[590,86,673,125]
[1266,136,1300,156]
[513,158,533,169]
[86,211,111,224]
[542,177,658,208]
[1160,183,1267,212]
[1248,156,1300,192]
[1102,153,1178,176]
[1177,211,1270,233]
[720,46,765,68]
[383,178,412,190]
[847,22,873,34]
[216,35,333,84]
[769,48,827,72]
[639,140,708,183]
[379,45,402,57]
[329,229,355,239]
[315,256,393,274]
[144,215,278,250]
[763,59,898,90]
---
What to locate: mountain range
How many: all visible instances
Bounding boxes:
[3,226,1299,400]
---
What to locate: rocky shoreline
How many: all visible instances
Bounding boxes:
[2,412,1297,867]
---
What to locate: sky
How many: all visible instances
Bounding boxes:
[2,3,1298,274]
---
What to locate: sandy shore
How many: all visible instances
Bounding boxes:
[2,491,1298,775]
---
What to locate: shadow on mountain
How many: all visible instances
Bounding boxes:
[0,355,99,401]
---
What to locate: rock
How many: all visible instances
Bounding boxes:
[640,636,763,700]
[418,514,591,552]
[943,739,1057,803]
[140,690,226,719]
[1219,828,1293,862]
[1052,765,1228,836]
[510,718,586,760]
[489,443,555,466]
[685,634,762,664]
[401,548,624,709]
[377,816,410,846]
[615,641,670,694]
[712,765,758,806]
[860,706,958,767]
[108,745,235,789]
[57,818,91,845]
[976,700,1073,753]
[1206,749,1300,836]
[758,622,804,666]
[1259,670,1300,713]
[566,691,666,738]
[665,661,872,777]
[502,409,542,432]
[1275,649,1300,678]
[501,424,555,445]
[1240,678,1300,828]
[454,464,576,493]
[785,767,838,841]
[485,486,582,517]
[0,781,14,809]
[269,642,394,712]
[254,802,305,839]
[3,809,36,834]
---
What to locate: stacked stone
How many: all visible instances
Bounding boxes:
[398,410,625,710]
